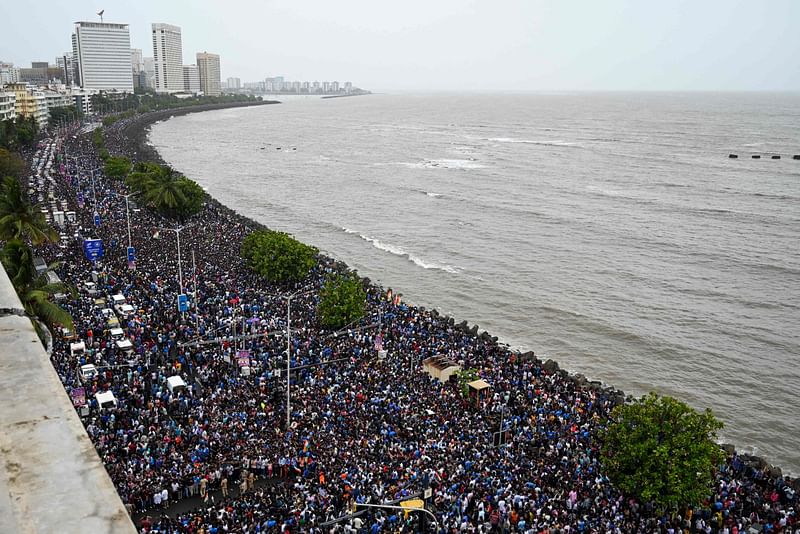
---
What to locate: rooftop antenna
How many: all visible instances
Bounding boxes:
[97,9,105,23]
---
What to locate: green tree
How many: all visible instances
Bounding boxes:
[104,156,131,179]
[1,239,74,332]
[241,230,318,284]
[48,105,81,125]
[317,273,366,329]
[0,148,25,178]
[455,368,480,397]
[126,163,204,219]
[92,127,104,148]
[0,176,58,245]
[601,392,724,511]
[14,116,38,148]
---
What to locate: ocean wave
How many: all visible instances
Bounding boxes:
[341,228,459,274]
[488,137,579,147]
[393,159,486,170]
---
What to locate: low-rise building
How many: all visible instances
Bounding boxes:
[8,83,49,127]
[0,91,16,121]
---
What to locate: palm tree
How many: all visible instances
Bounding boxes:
[0,176,58,244]
[1,239,74,332]
[144,167,188,216]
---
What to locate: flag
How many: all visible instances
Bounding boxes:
[394,294,401,306]
[386,288,392,302]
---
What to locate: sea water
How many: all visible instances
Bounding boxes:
[151,92,800,473]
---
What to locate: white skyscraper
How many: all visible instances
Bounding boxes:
[152,23,184,93]
[131,48,144,74]
[183,65,200,94]
[72,21,134,92]
[196,52,221,96]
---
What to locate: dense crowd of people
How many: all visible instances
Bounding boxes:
[28,116,798,533]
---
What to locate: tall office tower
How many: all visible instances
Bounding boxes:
[131,48,144,74]
[183,65,200,94]
[56,54,73,86]
[142,57,155,89]
[226,77,241,89]
[72,21,134,92]
[152,23,184,93]
[196,52,221,96]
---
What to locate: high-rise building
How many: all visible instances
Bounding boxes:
[56,54,73,86]
[152,23,183,93]
[226,77,241,90]
[72,21,134,92]
[196,52,221,96]
[182,65,200,94]
[131,48,144,74]
[142,57,155,89]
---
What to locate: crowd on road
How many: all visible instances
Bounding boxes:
[29,117,799,533]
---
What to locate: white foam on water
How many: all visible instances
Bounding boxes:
[342,228,460,274]
[489,137,578,147]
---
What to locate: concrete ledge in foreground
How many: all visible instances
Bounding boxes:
[0,265,136,534]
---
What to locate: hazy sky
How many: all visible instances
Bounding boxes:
[1,0,798,92]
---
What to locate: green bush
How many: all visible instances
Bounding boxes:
[241,230,318,284]
[317,273,366,329]
[601,392,724,511]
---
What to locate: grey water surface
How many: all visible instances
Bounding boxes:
[150,93,800,473]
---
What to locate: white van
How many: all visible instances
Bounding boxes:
[167,375,187,394]
[70,341,86,358]
[109,327,125,340]
[118,303,135,317]
[111,294,126,307]
[80,364,98,382]
[95,391,117,409]
[115,339,133,354]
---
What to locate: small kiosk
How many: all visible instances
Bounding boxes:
[422,355,461,383]
[467,379,492,406]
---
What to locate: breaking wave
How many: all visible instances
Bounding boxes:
[342,228,459,274]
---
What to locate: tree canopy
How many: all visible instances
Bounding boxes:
[125,163,205,219]
[104,156,132,179]
[0,148,26,178]
[1,239,74,331]
[317,273,366,329]
[0,176,58,245]
[48,105,81,125]
[241,230,318,284]
[601,392,724,511]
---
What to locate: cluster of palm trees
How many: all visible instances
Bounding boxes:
[0,176,73,336]
[126,162,206,220]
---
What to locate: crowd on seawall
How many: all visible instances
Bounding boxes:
[27,111,799,534]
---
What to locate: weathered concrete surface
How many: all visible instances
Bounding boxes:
[0,266,136,533]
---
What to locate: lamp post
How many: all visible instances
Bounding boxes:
[283,286,315,430]
[158,224,194,308]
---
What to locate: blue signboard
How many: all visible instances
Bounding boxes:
[94,212,101,227]
[127,246,135,262]
[177,293,189,312]
[83,239,104,262]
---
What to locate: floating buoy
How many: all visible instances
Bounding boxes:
[794,155,800,160]
[752,155,761,159]
[729,154,738,159]
[771,155,780,159]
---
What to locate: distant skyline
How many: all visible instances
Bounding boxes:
[1,0,798,92]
